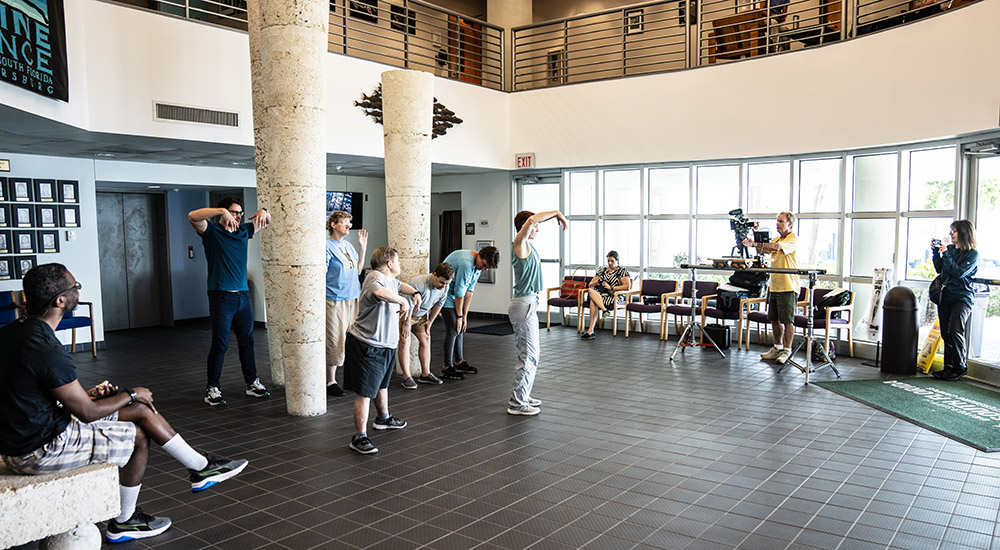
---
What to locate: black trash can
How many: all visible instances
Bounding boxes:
[881,286,918,375]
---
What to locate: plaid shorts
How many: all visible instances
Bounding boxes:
[1,413,136,475]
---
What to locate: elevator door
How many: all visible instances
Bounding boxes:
[97,192,164,330]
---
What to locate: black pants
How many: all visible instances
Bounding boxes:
[938,299,972,372]
[441,307,464,367]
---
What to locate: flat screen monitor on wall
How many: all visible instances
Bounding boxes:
[326,191,364,229]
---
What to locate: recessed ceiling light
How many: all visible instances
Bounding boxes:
[95,152,116,158]
[147,185,161,189]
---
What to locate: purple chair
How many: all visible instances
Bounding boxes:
[743,287,807,350]
[700,286,763,347]
[623,279,679,338]
[664,281,719,338]
[792,288,855,357]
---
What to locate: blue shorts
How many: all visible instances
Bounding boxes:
[343,333,396,398]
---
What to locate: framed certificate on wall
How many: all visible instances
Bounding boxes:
[58,180,78,203]
[0,204,8,228]
[14,255,35,279]
[38,230,59,253]
[13,230,35,254]
[34,179,56,202]
[0,257,12,280]
[13,205,34,228]
[0,230,10,254]
[36,205,58,228]
[60,205,80,228]
[0,177,7,201]
[10,178,32,202]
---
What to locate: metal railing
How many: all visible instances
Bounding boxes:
[110,0,972,92]
[110,0,503,90]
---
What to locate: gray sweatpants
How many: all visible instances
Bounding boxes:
[508,294,540,407]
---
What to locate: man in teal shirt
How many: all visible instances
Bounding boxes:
[507,209,566,416]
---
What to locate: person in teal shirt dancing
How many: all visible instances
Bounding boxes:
[507,209,567,416]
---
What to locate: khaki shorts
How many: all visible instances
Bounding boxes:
[2,413,135,475]
[326,299,359,367]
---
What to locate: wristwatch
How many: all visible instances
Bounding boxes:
[119,387,136,406]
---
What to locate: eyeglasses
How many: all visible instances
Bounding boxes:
[48,281,81,305]
[228,210,244,217]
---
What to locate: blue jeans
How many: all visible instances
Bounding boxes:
[441,307,465,366]
[508,294,540,407]
[207,290,257,389]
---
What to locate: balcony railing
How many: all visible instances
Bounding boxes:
[110,0,974,92]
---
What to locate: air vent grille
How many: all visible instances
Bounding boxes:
[154,102,239,127]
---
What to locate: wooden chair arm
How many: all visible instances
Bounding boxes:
[79,301,94,319]
[545,286,561,299]
[700,294,718,315]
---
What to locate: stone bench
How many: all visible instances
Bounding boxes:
[0,462,119,550]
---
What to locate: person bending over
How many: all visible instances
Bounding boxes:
[0,264,248,543]
[580,250,631,339]
[398,262,454,389]
[439,246,501,380]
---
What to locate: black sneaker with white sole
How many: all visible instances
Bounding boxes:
[105,508,171,543]
[189,456,249,492]
[454,361,478,374]
[372,415,407,430]
[350,435,378,454]
[441,366,465,380]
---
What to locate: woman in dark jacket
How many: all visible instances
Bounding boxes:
[931,219,979,381]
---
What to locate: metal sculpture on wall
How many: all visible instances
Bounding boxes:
[355,84,464,139]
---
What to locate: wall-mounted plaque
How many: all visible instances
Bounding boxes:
[14,255,36,279]
[36,205,58,228]
[0,177,7,201]
[34,179,56,202]
[13,205,34,228]
[60,205,79,228]
[10,178,32,202]
[38,230,59,253]
[0,257,12,280]
[0,204,8,228]
[13,230,35,254]
[58,180,78,203]
[0,231,9,254]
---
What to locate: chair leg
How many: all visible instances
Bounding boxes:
[90,323,97,357]
[612,308,618,337]
[625,309,631,337]
[71,328,77,353]
[546,304,552,331]
[847,329,854,357]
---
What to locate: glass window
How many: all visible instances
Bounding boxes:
[521,183,560,259]
[906,217,952,280]
[649,167,690,215]
[604,220,641,267]
[799,158,841,213]
[976,156,1000,280]
[567,171,596,216]
[696,165,739,215]
[604,170,641,215]
[648,220,689,268]
[850,218,896,277]
[532,217,560,259]
[796,219,839,274]
[696,219,734,264]
[541,261,560,293]
[908,147,955,211]
[568,220,595,266]
[853,154,898,212]
[747,161,791,214]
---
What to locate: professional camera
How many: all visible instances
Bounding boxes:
[728,209,770,258]
[931,238,943,249]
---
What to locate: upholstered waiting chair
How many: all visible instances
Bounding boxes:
[545,274,590,331]
[743,287,807,350]
[663,281,719,338]
[700,286,763,347]
[58,302,97,357]
[793,288,855,357]
[0,291,20,328]
[623,279,679,338]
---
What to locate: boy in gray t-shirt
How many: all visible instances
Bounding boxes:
[398,263,455,389]
[344,247,420,455]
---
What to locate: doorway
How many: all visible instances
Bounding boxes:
[96,192,172,330]
[432,192,462,265]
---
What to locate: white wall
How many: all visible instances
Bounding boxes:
[0,153,103,348]
[509,1,1000,168]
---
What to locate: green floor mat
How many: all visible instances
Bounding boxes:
[816,377,1000,452]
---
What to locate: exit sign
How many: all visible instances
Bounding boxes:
[515,153,535,169]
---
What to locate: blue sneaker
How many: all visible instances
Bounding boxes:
[189,456,248,492]
[105,508,171,543]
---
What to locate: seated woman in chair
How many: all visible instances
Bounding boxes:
[581,251,631,339]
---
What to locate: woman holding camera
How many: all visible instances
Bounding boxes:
[581,251,631,339]
[931,220,979,381]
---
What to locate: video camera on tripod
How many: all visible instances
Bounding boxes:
[729,208,770,258]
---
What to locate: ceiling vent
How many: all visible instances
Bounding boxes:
[154,102,239,128]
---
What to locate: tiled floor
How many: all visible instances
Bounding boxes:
[16,318,1000,549]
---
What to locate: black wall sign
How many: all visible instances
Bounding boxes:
[0,0,69,101]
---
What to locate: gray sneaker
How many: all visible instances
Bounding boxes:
[372,416,407,430]
[418,373,443,385]
[401,377,418,390]
[507,405,541,416]
[776,349,791,365]
[350,435,378,455]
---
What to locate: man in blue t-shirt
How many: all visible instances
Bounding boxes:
[189,197,272,406]
[325,210,367,397]
[439,246,500,380]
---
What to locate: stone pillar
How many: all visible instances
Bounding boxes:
[382,70,433,284]
[487,0,532,91]
[247,0,328,416]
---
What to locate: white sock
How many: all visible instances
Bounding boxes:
[116,485,141,522]
[776,345,784,350]
[162,434,209,471]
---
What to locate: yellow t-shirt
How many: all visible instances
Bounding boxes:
[768,232,799,293]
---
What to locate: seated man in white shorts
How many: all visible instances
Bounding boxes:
[399,262,455,389]
[0,264,248,544]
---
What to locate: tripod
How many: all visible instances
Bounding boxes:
[670,265,725,360]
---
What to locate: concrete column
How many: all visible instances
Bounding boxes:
[487,0,532,90]
[382,70,434,284]
[247,0,328,416]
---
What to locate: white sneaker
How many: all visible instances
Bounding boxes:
[761,346,782,360]
[507,405,540,416]
[776,349,791,365]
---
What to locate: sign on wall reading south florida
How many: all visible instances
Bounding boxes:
[0,0,68,101]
